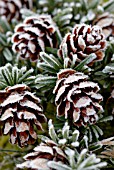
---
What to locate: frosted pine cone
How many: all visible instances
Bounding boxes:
[0,0,32,22]
[53,69,103,126]
[58,24,106,67]
[17,140,67,169]
[0,84,47,147]
[12,15,58,61]
[93,12,114,39]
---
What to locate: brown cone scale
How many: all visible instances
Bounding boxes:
[53,69,103,127]
[0,84,47,147]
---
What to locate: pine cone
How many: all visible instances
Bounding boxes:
[58,24,106,67]
[0,84,47,147]
[0,0,32,22]
[53,69,103,126]
[93,12,114,39]
[17,140,67,169]
[12,15,58,61]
